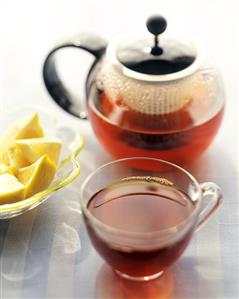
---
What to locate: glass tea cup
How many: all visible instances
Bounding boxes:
[80,158,222,282]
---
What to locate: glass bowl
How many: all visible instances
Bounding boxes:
[0,106,83,219]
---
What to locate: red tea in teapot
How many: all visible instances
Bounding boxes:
[43,15,225,167]
[88,78,224,166]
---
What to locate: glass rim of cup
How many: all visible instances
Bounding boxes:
[80,157,202,238]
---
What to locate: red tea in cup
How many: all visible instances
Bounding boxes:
[80,158,222,281]
[85,177,195,279]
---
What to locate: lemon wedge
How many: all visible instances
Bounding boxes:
[8,147,30,170]
[0,174,25,204]
[16,137,62,164]
[0,164,14,175]
[17,155,56,198]
[0,113,44,165]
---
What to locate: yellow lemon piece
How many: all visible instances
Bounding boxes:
[8,147,30,170]
[0,164,14,175]
[16,137,62,164]
[0,173,25,204]
[0,113,44,165]
[17,155,56,198]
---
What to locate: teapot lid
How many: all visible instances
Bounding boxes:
[116,15,197,76]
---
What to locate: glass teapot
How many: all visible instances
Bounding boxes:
[43,15,225,166]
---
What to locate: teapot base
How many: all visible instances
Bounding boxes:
[88,103,224,170]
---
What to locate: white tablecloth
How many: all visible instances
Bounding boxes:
[0,1,238,298]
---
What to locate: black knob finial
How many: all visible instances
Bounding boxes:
[146,15,167,56]
[146,15,167,36]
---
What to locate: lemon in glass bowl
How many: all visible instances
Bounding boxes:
[0,106,83,219]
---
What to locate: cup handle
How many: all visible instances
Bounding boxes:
[195,182,222,231]
[43,33,107,119]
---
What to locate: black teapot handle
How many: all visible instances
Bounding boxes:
[43,33,107,119]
